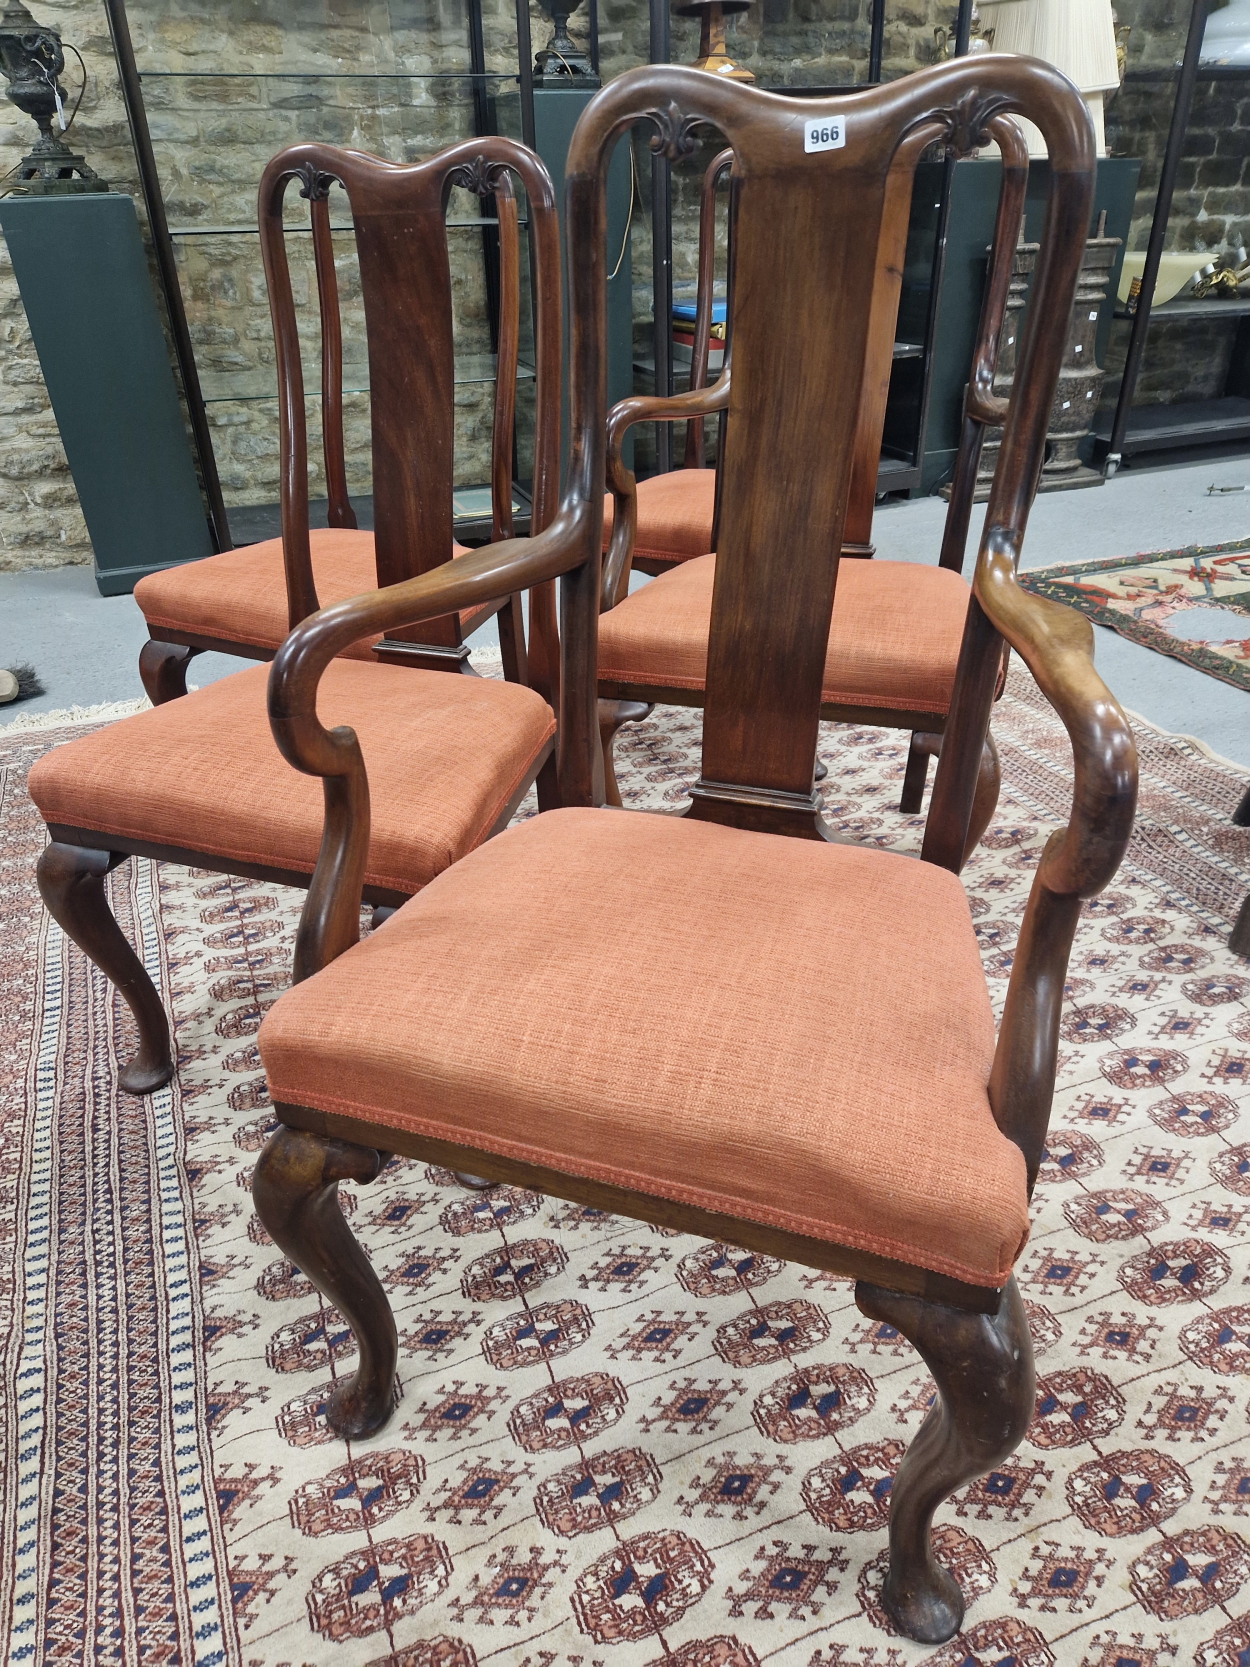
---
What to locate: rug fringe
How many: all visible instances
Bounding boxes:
[0,695,150,734]
[1122,703,1250,778]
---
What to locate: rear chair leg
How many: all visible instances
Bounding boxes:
[899,730,1000,863]
[1231,894,1250,958]
[37,842,174,1095]
[598,698,653,809]
[854,1276,1033,1644]
[139,640,201,705]
[253,1125,397,1439]
[900,731,939,814]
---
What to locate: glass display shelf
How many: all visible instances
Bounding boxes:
[168,219,526,236]
[138,70,519,80]
[1114,297,1250,322]
[198,352,533,404]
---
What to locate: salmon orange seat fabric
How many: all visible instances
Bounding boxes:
[602,468,717,567]
[598,554,972,715]
[134,528,493,660]
[28,661,554,896]
[258,807,1028,1288]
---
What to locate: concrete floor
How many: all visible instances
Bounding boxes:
[2,450,1249,765]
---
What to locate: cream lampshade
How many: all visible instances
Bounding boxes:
[979,0,1120,157]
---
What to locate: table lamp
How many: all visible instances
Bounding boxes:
[979,0,1120,157]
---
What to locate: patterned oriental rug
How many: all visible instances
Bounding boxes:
[4,667,1250,1667]
[1018,539,1250,693]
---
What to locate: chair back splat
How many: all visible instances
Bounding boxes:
[561,59,1095,843]
[258,139,562,677]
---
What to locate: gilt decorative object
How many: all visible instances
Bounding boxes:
[0,0,105,193]
[934,4,997,61]
[533,0,597,84]
[675,0,754,83]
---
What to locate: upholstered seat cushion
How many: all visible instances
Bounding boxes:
[28,661,554,896]
[134,529,494,661]
[599,554,972,715]
[602,468,716,567]
[258,807,1028,1288]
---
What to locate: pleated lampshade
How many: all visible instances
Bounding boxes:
[979,0,1119,156]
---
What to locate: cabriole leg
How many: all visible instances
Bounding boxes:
[900,731,938,814]
[37,842,173,1095]
[139,640,201,705]
[854,1276,1033,1645]
[253,1125,397,1439]
[598,698,653,809]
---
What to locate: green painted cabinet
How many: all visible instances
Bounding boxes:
[0,193,213,595]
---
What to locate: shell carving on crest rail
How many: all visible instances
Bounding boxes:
[446,155,512,198]
[933,89,1017,159]
[295,163,336,202]
[644,99,705,163]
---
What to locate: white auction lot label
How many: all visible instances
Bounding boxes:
[804,116,846,153]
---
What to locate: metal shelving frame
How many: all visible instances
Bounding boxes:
[1100,0,1246,472]
[644,0,974,493]
[103,0,552,550]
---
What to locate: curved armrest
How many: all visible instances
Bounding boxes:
[268,514,589,981]
[976,544,1136,901]
[602,376,731,611]
[976,540,1138,1190]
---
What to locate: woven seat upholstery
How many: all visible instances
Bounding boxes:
[599,553,972,714]
[134,528,492,660]
[602,468,716,568]
[28,661,554,896]
[258,806,1028,1287]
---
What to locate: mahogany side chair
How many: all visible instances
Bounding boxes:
[250,60,1136,1648]
[26,136,562,1096]
[595,122,1033,835]
[132,148,541,703]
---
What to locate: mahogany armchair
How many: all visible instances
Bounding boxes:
[27,136,561,1095]
[251,60,1136,1648]
[132,147,544,702]
[596,120,1033,840]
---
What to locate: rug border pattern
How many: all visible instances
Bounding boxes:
[1018,537,1250,696]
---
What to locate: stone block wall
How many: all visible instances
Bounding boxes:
[0,0,1189,570]
[0,0,528,570]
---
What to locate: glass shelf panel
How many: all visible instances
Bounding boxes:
[198,353,533,403]
[169,219,526,236]
[139,70,518,80]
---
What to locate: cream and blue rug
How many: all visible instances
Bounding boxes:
[1019,539,1250,693]
[4,669,1250,1665]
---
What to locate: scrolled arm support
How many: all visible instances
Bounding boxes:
[976,541,1137,901]
[268,516,591,979]
[976,538,1138,1190]
[602,376,731,612]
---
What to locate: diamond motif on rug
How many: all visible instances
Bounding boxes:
[3,667,1250,1661]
